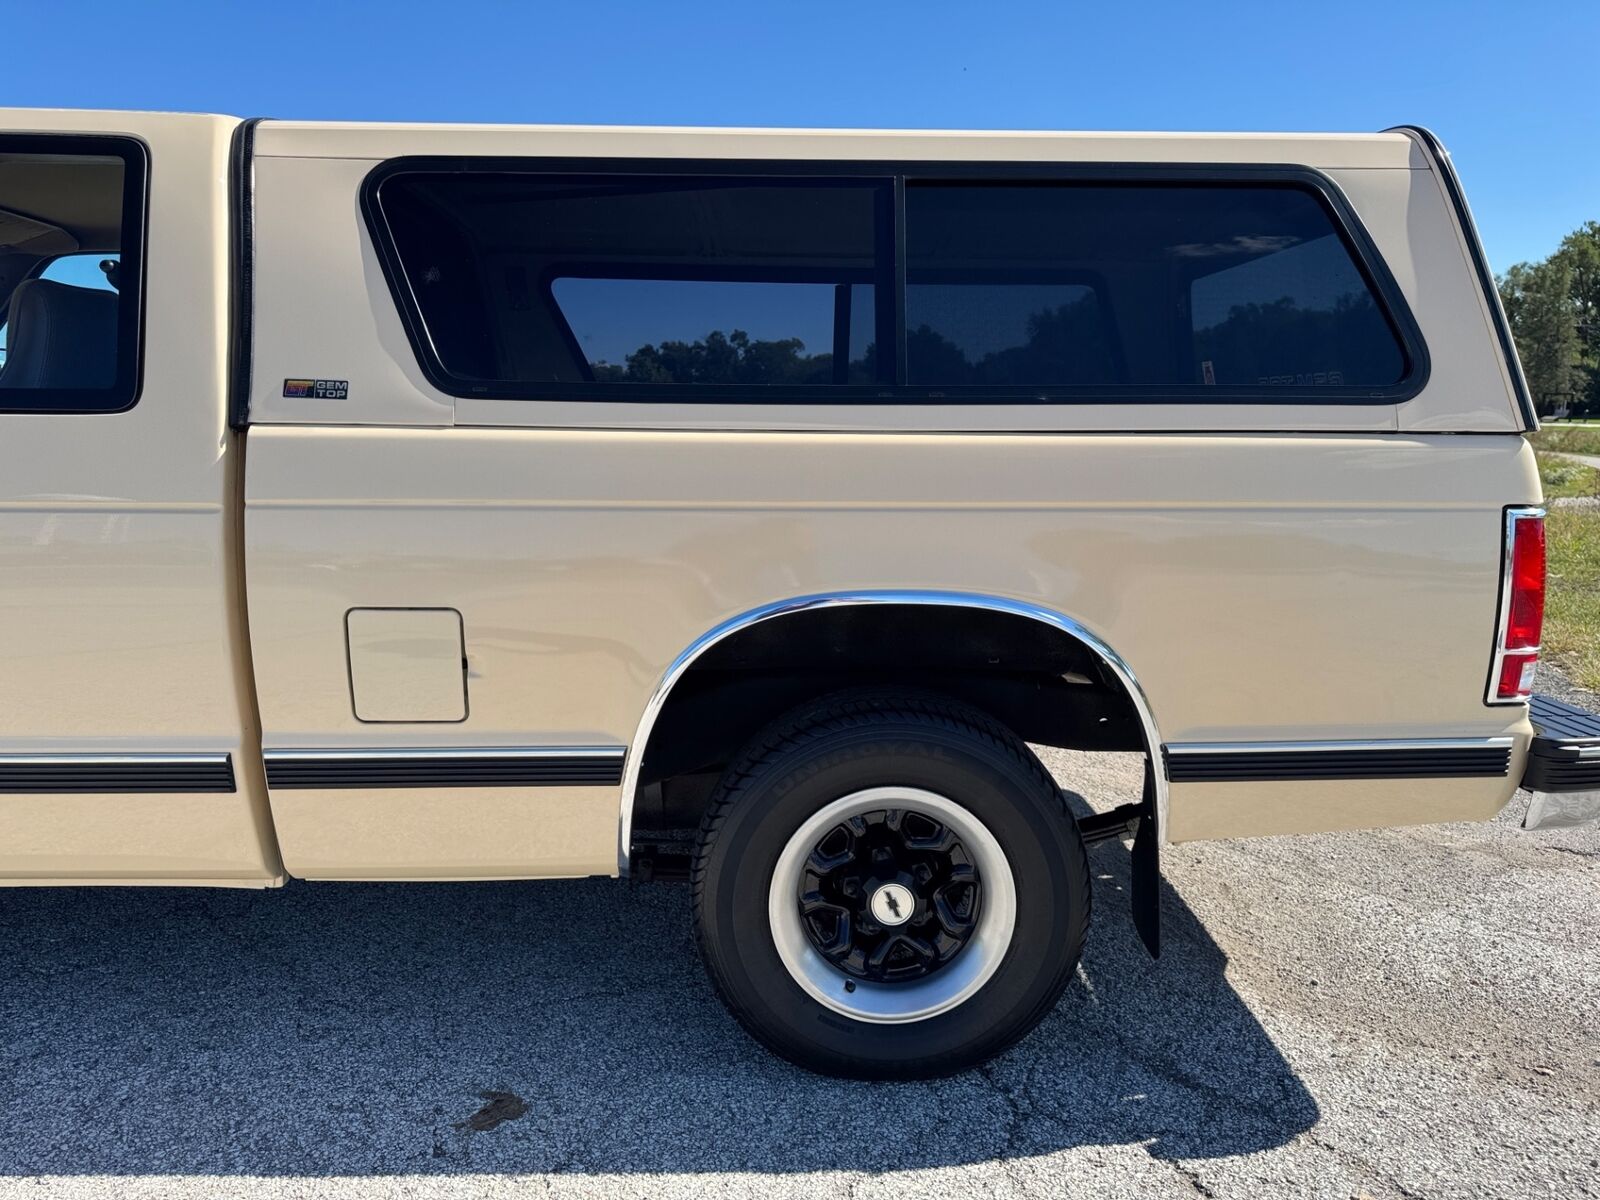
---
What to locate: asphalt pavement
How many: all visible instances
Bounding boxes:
[1,691,1597,1199]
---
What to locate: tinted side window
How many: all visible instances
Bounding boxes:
[376,176,889,387]
[369,166,1418,402]
[904,186,1123,386]
[903,182,1405,390]
[906,280,1119,386]
[1189,231,1403,386]
[551,278,878,385]
[0,138,145,412]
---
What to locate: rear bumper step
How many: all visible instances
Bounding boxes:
[1521,694,1600,829]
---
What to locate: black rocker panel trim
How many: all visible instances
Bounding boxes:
[0,756,235,794]
[264,752,625,790]
[1164,745,1511,783]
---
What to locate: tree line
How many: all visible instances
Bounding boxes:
[1499,221,1600,416]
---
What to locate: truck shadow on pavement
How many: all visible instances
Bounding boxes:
[0,829,1318,1177]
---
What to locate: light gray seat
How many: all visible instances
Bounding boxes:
[0,278,118,391]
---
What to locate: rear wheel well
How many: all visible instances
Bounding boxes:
[629,602,1147,851]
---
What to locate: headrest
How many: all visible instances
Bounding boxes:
[0,278,119,391]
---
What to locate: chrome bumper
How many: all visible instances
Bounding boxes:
[1522,694,1600,830]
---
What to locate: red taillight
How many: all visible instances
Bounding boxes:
[1489,509,1546,703]
[1495,653,1538,701]
[1505,517,1546,649]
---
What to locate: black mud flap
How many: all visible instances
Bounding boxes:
[1075,754,1161,959]
[1131,757,1161,958]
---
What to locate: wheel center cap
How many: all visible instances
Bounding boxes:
[869,882,915,926]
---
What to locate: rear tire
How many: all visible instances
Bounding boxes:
[691,690,1091,1079]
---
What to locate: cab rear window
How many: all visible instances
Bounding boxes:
[0,135,145,413]
[365,164,1421,403]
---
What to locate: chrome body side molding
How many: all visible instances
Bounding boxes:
[262,746,625,789]
[0,752,236,793]
[1164,737,1515,783]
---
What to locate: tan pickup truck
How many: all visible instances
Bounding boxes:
[2,108,1596,1078]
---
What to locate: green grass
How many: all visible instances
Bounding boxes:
[1534,446,1600,690]
[1530,424,1600,457]
[1538,453,1600,499]
[1545,507,1600,692]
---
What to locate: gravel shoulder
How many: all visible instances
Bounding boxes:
[1,714,1596,1198]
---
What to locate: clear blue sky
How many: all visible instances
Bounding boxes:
[5,0,1594,270]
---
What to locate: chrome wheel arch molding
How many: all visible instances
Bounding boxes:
[616,589,1169,874]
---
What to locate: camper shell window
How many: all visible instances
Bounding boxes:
[363,159,1425,405]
